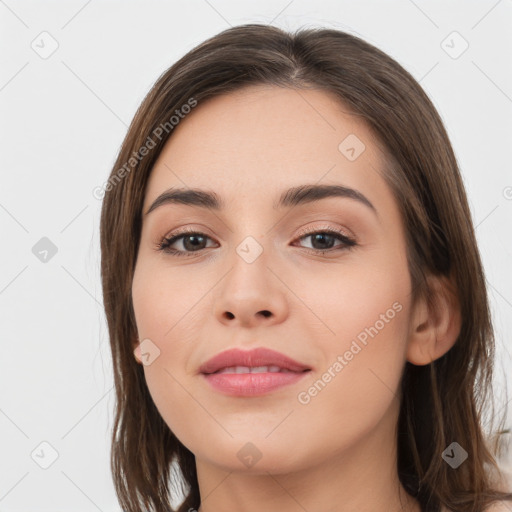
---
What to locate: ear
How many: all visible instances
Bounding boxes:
[406,273,461,366]
[133,337,143,364]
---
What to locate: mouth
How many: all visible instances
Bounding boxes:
[198,347,312,397]
[208,365,307,375]
[201,367,311,397]
[199,347,312,375]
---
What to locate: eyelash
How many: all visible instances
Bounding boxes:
[155,225,357,258]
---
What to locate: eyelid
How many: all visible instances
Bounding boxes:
[294,223,355,241]
[159,224,215,242]
[156,225,217,250]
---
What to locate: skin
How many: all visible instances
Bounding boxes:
[131,85,461,512]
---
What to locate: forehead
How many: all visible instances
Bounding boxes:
[143,85,391,214]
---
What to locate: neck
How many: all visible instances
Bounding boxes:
[194,400,421,512]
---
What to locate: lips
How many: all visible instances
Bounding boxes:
[199,347,311,375]
[199,347,312,397]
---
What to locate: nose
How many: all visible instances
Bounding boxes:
[212,248,289,328]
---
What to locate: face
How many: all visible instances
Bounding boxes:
[131,85,414,474]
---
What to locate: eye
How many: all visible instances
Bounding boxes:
[292,226,357,255]
[155,225,357,257]
[156,227,217,257]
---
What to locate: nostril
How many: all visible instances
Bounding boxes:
[259,310,272,318]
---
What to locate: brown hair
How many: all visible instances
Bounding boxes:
[99,23,512,512]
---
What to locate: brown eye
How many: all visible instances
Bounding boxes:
[293,228,357,254]
[159,231,216,256]
[156,227,357,258]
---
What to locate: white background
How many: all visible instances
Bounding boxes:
[1,1,511,510]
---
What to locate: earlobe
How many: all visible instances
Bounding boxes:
[406,274,461,366]
[133,338,142,364]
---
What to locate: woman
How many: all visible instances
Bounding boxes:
[99,23,512,512]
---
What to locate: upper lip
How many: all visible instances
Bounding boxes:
[199,347,312,374]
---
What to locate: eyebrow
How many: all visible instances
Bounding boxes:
[144,184,377,217]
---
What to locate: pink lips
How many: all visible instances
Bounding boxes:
[199,347,311,397]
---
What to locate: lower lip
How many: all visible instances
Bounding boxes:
[202,371,309,396]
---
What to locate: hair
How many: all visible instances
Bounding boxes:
[99,23,512,512]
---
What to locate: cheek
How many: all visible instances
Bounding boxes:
[294,250,410,351]
[294,260,411,417]
[319,296,409,406]
[131,259,198,340]
[131,260,207,435]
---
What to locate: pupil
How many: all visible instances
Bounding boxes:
[184,235,205,251]
[312,233,334,250]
